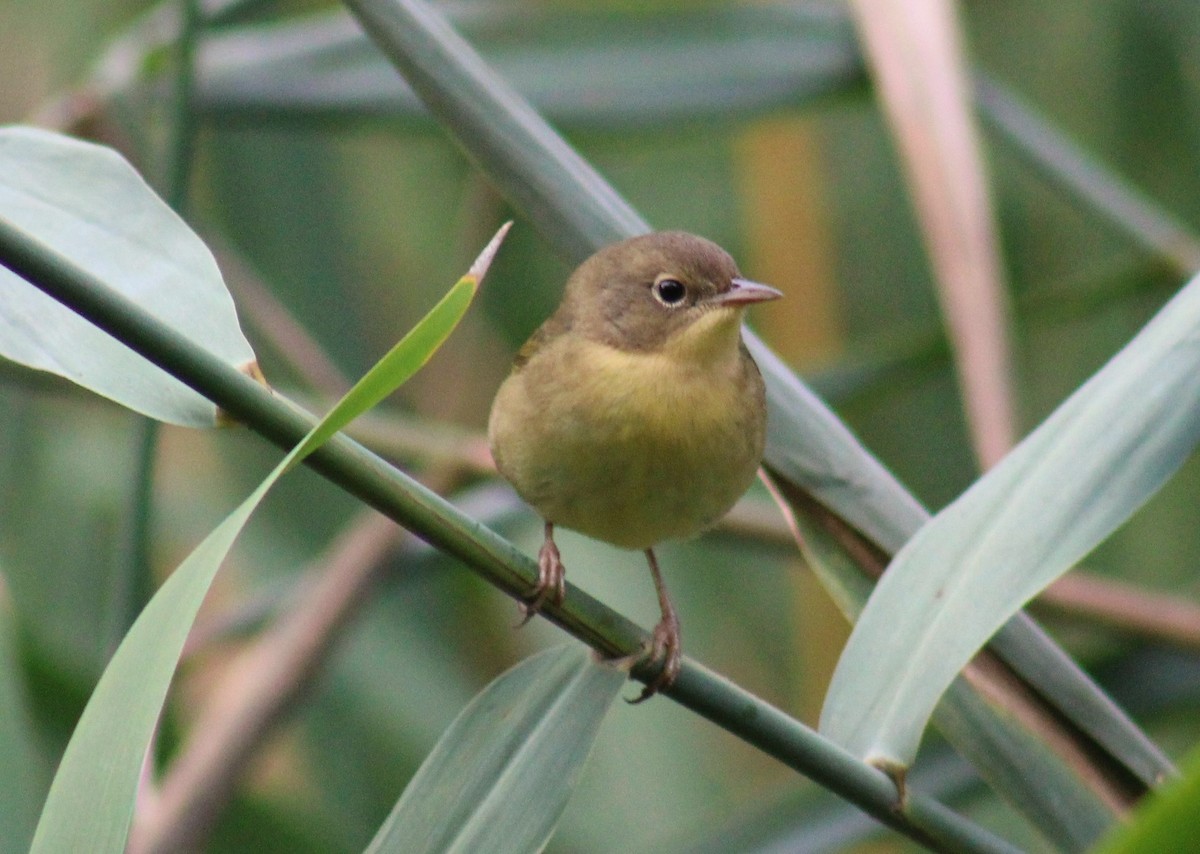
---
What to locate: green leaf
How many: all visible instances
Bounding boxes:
[287,221,509,465]
[820,269,1200,770]
[29,224,508,853]
[365,644,624,854]
[342,0,1170,844]
[0,126,254,427]
[783,480,1122,851]
[1092,740,1200,854]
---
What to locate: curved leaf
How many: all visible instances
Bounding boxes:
[820,270,1200,770]
[342,0,1171,843]
[366,644,623,854]
[0,126,254,426]
[29,225,507,853]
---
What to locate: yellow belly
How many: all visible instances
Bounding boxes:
[488,334,766,550]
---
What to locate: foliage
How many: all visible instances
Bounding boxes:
[1,1,1198,852]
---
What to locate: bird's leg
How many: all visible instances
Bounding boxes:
[519,520,567,626]
[629,548,682,704]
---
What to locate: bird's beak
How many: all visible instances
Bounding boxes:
[712,278,783,307]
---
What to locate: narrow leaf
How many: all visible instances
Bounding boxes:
[30,224,508,853]
[821,270,1200,770]
[287,221,509,465]
[366,644,623,854]
[0,126,255,426]
[346,0,1171,840]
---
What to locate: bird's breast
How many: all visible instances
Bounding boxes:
[488,333,767,550]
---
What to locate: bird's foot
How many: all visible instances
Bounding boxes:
[627,610,682,704]
[518,529,566,626]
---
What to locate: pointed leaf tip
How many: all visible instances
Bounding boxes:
[30,249,488,853]
[468,221,513,282]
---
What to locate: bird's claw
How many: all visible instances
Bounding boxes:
[627,613,682,704]
[518,535,566,626]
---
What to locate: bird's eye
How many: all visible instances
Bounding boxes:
[653,278,687,306]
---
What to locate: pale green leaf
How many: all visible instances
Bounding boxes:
[820,270,1200,770]
[29,225,507,852]
[366,644,624,854]
[0,126,254,426]
[344,1,1169,844]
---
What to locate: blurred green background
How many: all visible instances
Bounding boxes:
[1,1,1198,851]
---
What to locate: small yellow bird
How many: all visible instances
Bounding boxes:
[488,231,781,700]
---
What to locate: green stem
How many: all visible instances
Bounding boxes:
[338,2,1168,840]
[107,418,158,656]
[0,217,1017,854]
[110,0,204,653]
[166,0,201,211]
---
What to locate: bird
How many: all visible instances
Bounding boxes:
[487,231,781,701]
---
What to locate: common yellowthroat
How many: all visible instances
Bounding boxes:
[488,231,781,700]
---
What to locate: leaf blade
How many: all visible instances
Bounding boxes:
[29,224,507,853]
[366,644,624,854]
[0,126,254,426]
[820,270,1200,769]
[343,0,1172,842]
